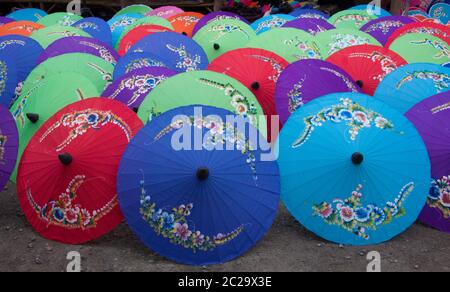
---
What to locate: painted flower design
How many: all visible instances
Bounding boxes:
[0,60,7,97]
[284,36,322,60]
[166,44,202,72]
[397,71,450,92]
[364,21,404,34]
[333,14,373,28]
[410,38,450,60]
[255,17,289,34]
[427,176,450,218]
[328,34,372,56]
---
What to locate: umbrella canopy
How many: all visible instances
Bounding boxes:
[0,21,44,37]
[251,14,296,35]
[192,11,250,36]
[326,45,408,95]
[0,17,13,26]
[374,63,450,114]
[193,19,256,62]
[118,24,172,56]
[247,28,320,63]
[7,8,47,22]
[385,22,450,47]
[388,33,450,64]
[0,105,18,190]
[328,10,378,30]
[360,16,416,46]
[208,48,289,140]
[146,6,184,19]
[278,92,431,245]
[102,67,177,110]
[0,55,18,107]
[168,12,204,37]
[429,3,450,24]
[30,25,91,48]
[351,4,392,17]
[73,17,113,45]
[10,73,100,182]
[117,105,279,265]
[315,29,381,59]
[289,9,329,20]
[405,92,450,233]
[275,59,361,125]
[37,12,83,27]
[37,36,119,66]
[107,14,144,48]
[283,18,335,35]
[113,52,167,80]
[129,32,208,73]
[114,4,153,17]
[137,70,267,137]
[17,98,143,244]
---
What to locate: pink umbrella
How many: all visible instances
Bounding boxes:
[146,6,184,19]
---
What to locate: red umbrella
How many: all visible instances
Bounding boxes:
[326,45,407,95]
[17,98,143,244]
[385,22,450,47]
[118,24,173,56]
[208,48,289,141]
[168,12,204,38]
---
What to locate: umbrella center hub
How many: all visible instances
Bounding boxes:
[196,167,209,181]
[351,152,364,165]
[58,153,73,166]
[213,43,220,50]
[356,80,364,88]
[251,82,260,90]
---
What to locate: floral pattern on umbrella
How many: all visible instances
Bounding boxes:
[0,60,6,96]
[396,71,450,92]
[428,176,450,218]
[409,38,450,61]
[166,44,202,72]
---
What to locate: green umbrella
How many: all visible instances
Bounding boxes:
[37,12,83,27]
[328,10,377,29]
[30,25,91,48]
[388,33,450,65]
[22,53,113,94]
[193,19,256,62]
[9,72,100,182]
[114,5,153,17]
[138,70,267,137]
[246,28,320,63]
[315,28,381,59]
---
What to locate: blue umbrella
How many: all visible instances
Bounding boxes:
[73,17,113,45]
[7,8,47,22]
[278,92,431,245]
[129,32,209,73]
[0,55,18,107]
[374,63,450,114]
[117,105,280,265]
[289,9,329,20]
[429,3,450,24]
[251,14,296,35]
[107,13,143,48]
[352,4,392,17]
[113,51,168,80]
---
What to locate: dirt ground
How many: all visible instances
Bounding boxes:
[1,182,449,272]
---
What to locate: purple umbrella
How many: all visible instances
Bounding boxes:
[102,67,177,110]
[275,59,361,124]
[37,36,119,65]
[0,17,14,26]
[406,92,450,233]
[192,11,250,36]
[360,16,416,46]
[0,105,18,190]
[282,18,335,35]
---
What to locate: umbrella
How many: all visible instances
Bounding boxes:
[117,105,279,265]
[278,92,431,245]
[351,4,392,17]
[374,63,450,114]
[326,45,408,96]
[193,19,256,62]
[328,10,378,30]
[107,14,144,48]
[192,11,250,36]
[10,73,100,182]
[289,9,329,20]
[114,4,153,17]
[37,36,119,66]
[113,52,167,80]
[37,12,83,27]
[30,25,91,48]
[129,32,209,73]
[0,21,44,37]
[251,14,296,35]
[282,18,335,35]
[247,28,320,63]
[137,70,267,137]
[275,59,361,125]
[0,55,18,107]
[315,29,381,59]
[102,67,177,111]
[405,92,450,233]
[429,3,450,24]
[118,25,172,56]
[73,17,113,45]
[0,105,18,190]
[7,8,47,22]
[386,22,450,47]
[388,33,450,64]
[168,12,204,37]
[208,48,289,140]
[0,17,14,26]
[360,16,416,46]
[146,6,184,19]
[16,98,143,244]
